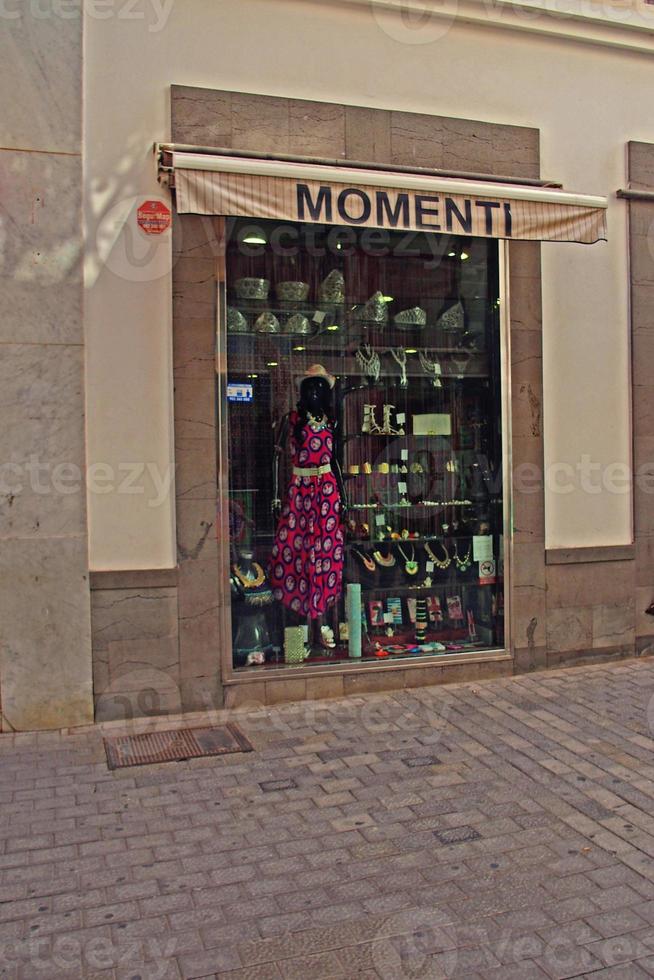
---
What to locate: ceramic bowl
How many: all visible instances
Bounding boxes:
[394,306,427,328]
[254,311,280,334]
[318,270,345,303]
[226,307,248,333]
[276,281,310,302]
[234,277,270,300]
[285,313,312,335]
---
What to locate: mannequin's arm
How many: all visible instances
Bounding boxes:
[271,414,290,518]
[332,456,348,518]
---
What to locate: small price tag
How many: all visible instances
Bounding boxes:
[398,481,407,494]
[312,310,326,323]
[383,612,393,624]
[426,560,435,572]
[375,513,386,526]
[401,449,409,461]
[396,412,406,424]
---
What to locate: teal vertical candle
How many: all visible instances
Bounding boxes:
[347,583,362,659]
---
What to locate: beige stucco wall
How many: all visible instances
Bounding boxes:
[84,0,654,567]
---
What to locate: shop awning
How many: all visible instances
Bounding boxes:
[161,149,608,245]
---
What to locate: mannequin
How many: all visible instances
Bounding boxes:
[270,364,347,652]
[230,548,274,667]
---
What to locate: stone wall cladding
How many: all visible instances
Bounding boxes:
[91,584,181,722]
[629,142,654,656]
[0,15,92,730]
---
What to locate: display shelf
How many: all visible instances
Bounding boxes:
[226,331,486,356]
[345,503,474,510]
[345,536,479,547]
[226,354,491,382]
[229,297,490,312]
[347,532,491,544]
[225,220,504,672]
[354,583,486,594]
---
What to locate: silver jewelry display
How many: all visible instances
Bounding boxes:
[418,349,442,388]
[437,300,464,332]
[356,343,381,383]
[390,348,408,388]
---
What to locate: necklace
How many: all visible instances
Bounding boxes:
[397,543,419,576]
[373,548,396,568]
[356,343,381,383]
[307,412,328,432]
[232,562,266,588]
[390,348,408,388]
[352,547,376,572]
[418,349,442,388]
[424,540,451,569]
[453,542,472,572]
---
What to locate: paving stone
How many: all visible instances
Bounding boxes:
[258,780,297,793]
[276,950,343,979]
[585,908,649,939]
[584,933,652,968]
[6,662,654,979]
[585,964,652,979]
[434,826,482,845]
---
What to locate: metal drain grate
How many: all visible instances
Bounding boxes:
[104,723,253,770]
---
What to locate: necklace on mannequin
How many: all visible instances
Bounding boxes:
[306,412,328,432]
[232,562,266,588]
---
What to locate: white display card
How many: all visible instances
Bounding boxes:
[473,535,493,561]
[397,481,407,494]
[396,412,406,424]
[426,561,435,572]
[375,513,386,526]
[401,449,409,460]
[412,413,451,436]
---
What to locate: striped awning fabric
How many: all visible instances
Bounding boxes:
[170,153,608,245]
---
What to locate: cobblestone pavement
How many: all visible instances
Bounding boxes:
[5,660,654,979]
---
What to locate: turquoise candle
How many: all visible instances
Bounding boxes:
[347,583,362,659]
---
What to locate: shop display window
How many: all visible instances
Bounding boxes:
[221,218,505,671]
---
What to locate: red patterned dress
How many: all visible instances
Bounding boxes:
[270,411,344,619]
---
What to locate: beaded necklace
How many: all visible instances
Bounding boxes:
[424,541,451,569]
[373,548,396,568]
[306,412,328,433]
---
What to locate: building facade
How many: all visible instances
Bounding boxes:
[2,0,654,730]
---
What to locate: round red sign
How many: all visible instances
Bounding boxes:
[137,199,171,235]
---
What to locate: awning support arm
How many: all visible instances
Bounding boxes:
[154,141,562,191]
